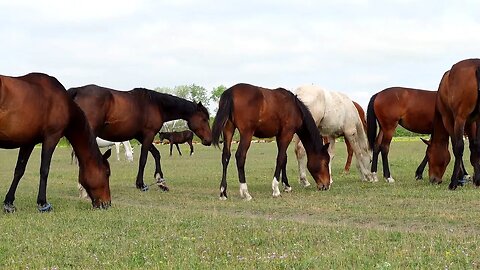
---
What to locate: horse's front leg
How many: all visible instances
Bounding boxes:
[415,154,428,180]
[272,136,292,197]
[294,136,310,187]
[236,133,253,201]
[3,145,35,213]
[148,144,168,191]
[280,155,292,193]
[37,136,62,212]
[135,136,155,191]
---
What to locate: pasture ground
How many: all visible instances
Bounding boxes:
[0,140,479,269]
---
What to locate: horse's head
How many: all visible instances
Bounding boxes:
[423,138,450,184]
[187,102,212,146]
[80,149,112,209]
[307,143,331,190]
[158,132,167,141]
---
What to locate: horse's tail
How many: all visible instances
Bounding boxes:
[366,93,378,150]
[294,94,323,151]
[212,88,233,148]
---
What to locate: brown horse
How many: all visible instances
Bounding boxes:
[158,130,194,156]
[0,73,111,212]
[367,87,439,182]
[427,59,480,189]
[212,83,330,200]
[67,85,212,191]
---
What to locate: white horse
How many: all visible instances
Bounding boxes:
[95,138,134,162]
[293,85,373,187]
[78,138,134,199]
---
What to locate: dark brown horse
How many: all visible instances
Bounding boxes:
[68,85,212,191]
[212,83,330,200]
[0,73,112,212]
[367,87,438,182]
[158,130,194,156]
[427,59,480,189]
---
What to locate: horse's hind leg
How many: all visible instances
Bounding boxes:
[379,129,395,182]
[3,144,35,213]
[344,138,353,173]
[175,144,182,156]
[169,143,173,156]
[188,140,194,156]
[371,130,383,182]
[148,144,168,191]
[220,122,234,200]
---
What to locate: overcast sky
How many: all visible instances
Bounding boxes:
[1,0,479,108]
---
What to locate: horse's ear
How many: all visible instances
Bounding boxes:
[197,101,203,107]
[420,138,431,146]
[103,148,112,160]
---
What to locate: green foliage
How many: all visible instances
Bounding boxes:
[394,126,420,137]
[0,141,477,269]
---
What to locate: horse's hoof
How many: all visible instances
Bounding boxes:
[415,175,423,180]
[137,185,149,192]
[284,186,292,193]
[3,203,16,213]
[38,203,53,212]
[219,195,227,201]
[158,184,169,192]
[448,183,458,190]
[385,177,395,183]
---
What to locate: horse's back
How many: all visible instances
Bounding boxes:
[228,83,301,138]
[374,87,436,133]
[0,73,71,147]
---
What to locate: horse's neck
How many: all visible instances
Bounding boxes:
[66,122,99,167]
[159,96,195,122]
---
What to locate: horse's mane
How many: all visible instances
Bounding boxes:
[64,103,104,166]
[292,92,324,151]
[136,88,209,119]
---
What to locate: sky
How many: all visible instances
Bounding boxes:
[1,0,479,109]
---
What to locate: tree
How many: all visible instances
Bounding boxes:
[210,85,227,113]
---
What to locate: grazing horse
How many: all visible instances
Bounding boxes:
[426,59,480,189]
[367,87,437,182]
[158,130,194,156]
[0,73,111,212]
[294,85,373,186]
[67,85,212,191]
[212,83,330,200]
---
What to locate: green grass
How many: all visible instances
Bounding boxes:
[0,141,479,269]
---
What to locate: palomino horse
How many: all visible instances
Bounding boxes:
[158,130,194,156]
[67,85,212,191]
[427,59,480,189]
[212,83,330,200]
[294,85,373,187]
[71,138,134,164]
[0,73,111,212]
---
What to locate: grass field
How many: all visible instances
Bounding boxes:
[0,140,479,269]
